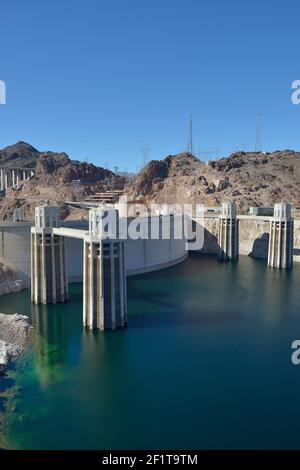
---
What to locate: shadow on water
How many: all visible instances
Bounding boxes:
[128,255,244,329]
[128,285,243,329]
[129,307,243,329]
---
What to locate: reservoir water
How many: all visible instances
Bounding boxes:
[1,253,300,450]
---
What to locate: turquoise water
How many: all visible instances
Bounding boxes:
[1,253,300,450]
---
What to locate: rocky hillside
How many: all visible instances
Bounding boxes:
[126,150,300,212]
[0,141,126,220]
[0,141,40,168]
[0,314,32,373]
[0,263,29,295]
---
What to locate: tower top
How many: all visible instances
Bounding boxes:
[221,201,237,218]
[274,203,292,220]
[89,207,119,239]
[35,205,60,228]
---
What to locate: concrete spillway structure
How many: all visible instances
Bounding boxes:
[83,208,127,330]
[31,205,68,304]
[268,203,294,269]
[218,202,239,261]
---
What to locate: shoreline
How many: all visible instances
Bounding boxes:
[0,314,32,374]
[0,264,30,298]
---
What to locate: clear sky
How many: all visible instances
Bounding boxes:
[0,0,300,171]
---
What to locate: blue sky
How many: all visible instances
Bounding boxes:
[0,0,299,171]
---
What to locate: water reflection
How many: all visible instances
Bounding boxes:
[30,304,70,388]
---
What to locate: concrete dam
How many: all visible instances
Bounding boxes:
[0,216,188,284]
[1,206,300,286]
[0,201,298,330]
[194,212,300,263]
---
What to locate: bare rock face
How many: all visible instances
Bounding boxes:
[0,341,8,373]
[0,263,29,296]
[214,178,230,191]
[0,141,39,168]
[128,160,169,198]
[0,314,32,373]
[0,141,127,220]
[126,152,199,201]
[36,152,70,174]
[50,161,116,184]
[125,150,300,212]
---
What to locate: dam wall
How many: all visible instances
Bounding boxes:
[193,215,300,262]
[2,214,300,285]
[0,218,188,283]
[0,221,86,284]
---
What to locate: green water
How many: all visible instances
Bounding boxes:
[1,254,300,450]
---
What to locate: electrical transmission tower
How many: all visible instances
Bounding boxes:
[255,113,262,152]
[187,114,194,155]
[140,146,150,167]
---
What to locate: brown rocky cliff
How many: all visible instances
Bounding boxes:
[0,141,126,220]
[0,141,39,168]
[125,150,300,211]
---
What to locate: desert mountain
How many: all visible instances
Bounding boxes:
[125,150,300,212]
[0,141,40,168]
[0,141,125,220]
